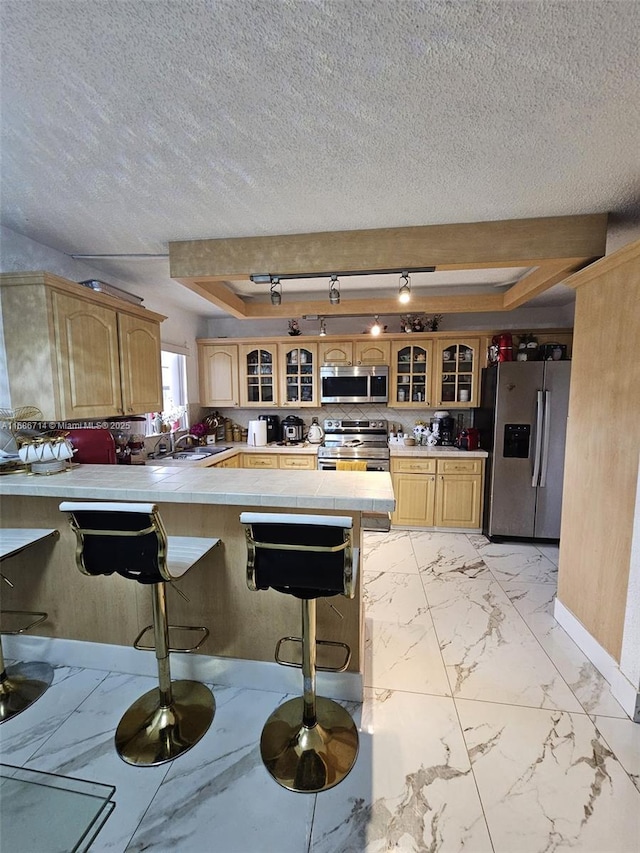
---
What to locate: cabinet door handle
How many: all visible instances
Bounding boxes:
[357,360,361,365]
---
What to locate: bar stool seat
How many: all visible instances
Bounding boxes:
[60,501,220,766]
[0,528,58,723]
[240,511,360,793]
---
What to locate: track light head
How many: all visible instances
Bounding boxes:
[398,271,411,304]
[328,274,340,305]
[270,277,282,305]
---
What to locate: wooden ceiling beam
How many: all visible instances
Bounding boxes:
[173,278,247,318]
[169,214,608,315]
[242,292,505,318]
[502,260,585,310]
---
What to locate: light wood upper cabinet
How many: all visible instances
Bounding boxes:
[0,272,165,420]
[319,341,353,365]
[278,342,318,407]
[433,338,481,408]
[239,343,279,406]
[354,340,390,365]
[118,313,163,415]
[52,290,123,418]
[199,343,239,407]
[391,339,434,407]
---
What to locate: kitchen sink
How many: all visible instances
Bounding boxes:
[153,446,232,462]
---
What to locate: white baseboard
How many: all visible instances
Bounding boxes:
[2,634,363,703]
[553,598,640,721]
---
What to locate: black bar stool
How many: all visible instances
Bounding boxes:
[60,501,220,766]
[0,528,58,723]
[240,511,359,793]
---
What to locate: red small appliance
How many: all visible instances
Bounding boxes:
[455,428,480,451]
[492,333,513,362]
[65,429,117,464]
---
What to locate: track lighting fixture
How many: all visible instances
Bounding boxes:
[328,275,340,305]
[398,271,411,304]
[319,317,327,336]
[370,315,382,336]
[270,277,282,305]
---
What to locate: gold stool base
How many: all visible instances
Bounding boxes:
[115,680,214,766]
[260,696,359,792]
[0,662,55,723]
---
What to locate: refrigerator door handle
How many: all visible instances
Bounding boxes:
[540,390,552,487]
[532,390,544,487]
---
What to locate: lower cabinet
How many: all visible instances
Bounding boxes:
[241,453,316,470]
[392,457,484,530]
[211,455,240,468]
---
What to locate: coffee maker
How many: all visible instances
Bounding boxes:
[432,414,455,446]
[258,414,280,444]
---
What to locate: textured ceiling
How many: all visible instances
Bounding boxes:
[1,0,638,317]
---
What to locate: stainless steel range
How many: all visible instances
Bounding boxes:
[317,419,389,471]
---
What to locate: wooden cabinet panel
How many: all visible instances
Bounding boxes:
[392,455,484,530]
[52,290,122,418]
[118,313,162,415]
[436,458,483,476]
[239,344,278,406]
[319,341,353,365]
[433,338,480,408]
[279,455,316,470]
[210,454,240,468]
[242,453,279,469]
[0,274,164,420]
[391,473,436,526]
[354,340,390,365]
[199,344,239,407]
[391,339,434,407]
[392,458,437,474]
[278,343,318,407]
[434,473,482,528]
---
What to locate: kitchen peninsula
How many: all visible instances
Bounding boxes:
[0,465,394,697]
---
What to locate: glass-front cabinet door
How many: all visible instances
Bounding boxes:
[278,343,318,407]
[433,338,480,407]
[391,339,434,407]
[239,344,278,406]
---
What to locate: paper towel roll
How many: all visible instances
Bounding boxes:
[247,420,267,446]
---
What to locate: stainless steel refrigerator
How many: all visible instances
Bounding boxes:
[477,360,571,539]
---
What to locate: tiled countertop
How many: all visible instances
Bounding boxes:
[152,441,318,467]
[0,462,394,512]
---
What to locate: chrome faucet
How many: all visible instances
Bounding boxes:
[173,434,199,450]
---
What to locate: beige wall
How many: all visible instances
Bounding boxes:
[558,240,640,661]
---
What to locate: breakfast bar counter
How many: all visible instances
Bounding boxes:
[0,465,394,682]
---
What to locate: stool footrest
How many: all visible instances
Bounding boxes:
[275,636,351,673]
[1,610,48,635]
[133,624,209,653]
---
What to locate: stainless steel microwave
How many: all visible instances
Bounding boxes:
[320,365,389,404]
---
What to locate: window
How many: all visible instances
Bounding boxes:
[146,350,188,434]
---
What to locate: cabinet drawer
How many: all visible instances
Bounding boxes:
[279,455,316,470]
[436,458,483,475]
[392,458,437,474]
[242,453,279,469]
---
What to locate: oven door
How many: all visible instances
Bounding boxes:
[318,458,390,472]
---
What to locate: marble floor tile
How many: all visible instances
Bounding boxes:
[364,569,431,625]
[125,685,315,853]
[363,530,419,574]
[0,665,108,765]
[311,688,493,853]
[21,672,176,852]
[363,570,450,696]
[457,699,640,853]
[424,573,583,711]
[473,540,558,585]
[536,542,560,565]
[592,714,640,793]
[502,581,628,717]
[409,530,490,580]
